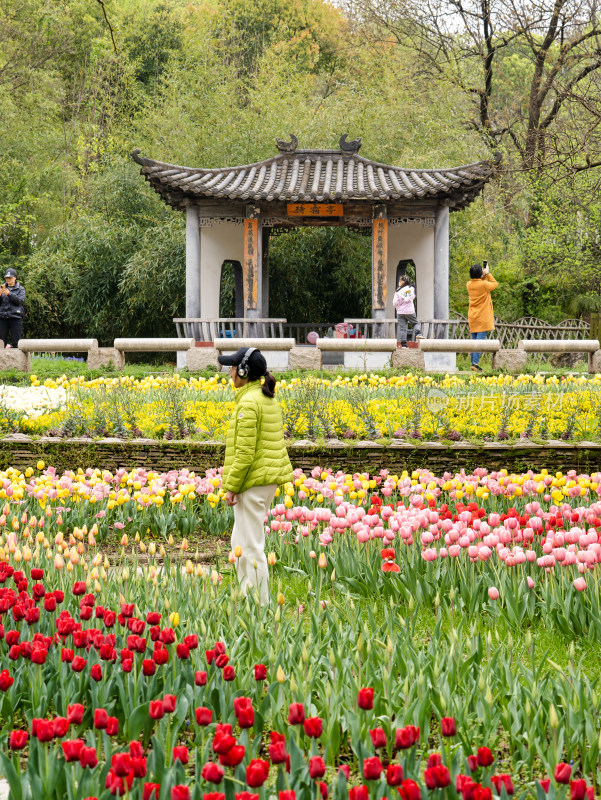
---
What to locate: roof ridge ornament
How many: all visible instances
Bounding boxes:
[339,134,362,153]
[276,135,298,153]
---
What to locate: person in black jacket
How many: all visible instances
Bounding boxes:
[0,269,25,347]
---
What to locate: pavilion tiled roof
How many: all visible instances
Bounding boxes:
[132,136,497,209]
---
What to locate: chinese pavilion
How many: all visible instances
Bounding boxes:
[132,135,497,327]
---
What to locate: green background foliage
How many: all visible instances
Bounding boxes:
[1,0,600,340]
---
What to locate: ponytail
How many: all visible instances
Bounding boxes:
[261,371,276,398]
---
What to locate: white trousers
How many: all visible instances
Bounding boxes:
[231,484,277,605]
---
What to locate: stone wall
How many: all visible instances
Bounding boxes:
[2,435,601,474]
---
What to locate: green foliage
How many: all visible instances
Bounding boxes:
[269,228,372,322]
[0,0,598,337]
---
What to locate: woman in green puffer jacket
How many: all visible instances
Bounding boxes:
[218,346,293,604]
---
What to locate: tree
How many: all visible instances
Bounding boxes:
[347,0,601,179]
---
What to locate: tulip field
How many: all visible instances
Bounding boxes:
[0,462,600,799]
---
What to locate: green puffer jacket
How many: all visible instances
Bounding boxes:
[222,381,293,494]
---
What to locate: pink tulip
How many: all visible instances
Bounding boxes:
[488,587,500,600]
[574,577,587,592]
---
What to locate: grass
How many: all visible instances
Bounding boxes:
[0,355,590,386]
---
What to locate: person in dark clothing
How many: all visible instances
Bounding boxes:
[0,269,25,347]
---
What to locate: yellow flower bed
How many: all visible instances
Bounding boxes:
[12,371,601,441]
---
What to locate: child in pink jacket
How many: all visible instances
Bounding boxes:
[393,276,421,346]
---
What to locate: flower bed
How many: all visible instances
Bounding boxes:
[2,373,601,443]
[0,464,600,796]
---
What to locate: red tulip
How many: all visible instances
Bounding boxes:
[570,780,587,800]
[213,731,236,755]
[215,653,229,668]
[369,728,387,748]
[477,747,494,767]
[94,709,109,729]
[71,656,87,672]
[143,784,160,800]
[195,671,207,686]
[62,739,85,762]
[309,757,326,779]
[214,641,226,654]
[349,787,369,800]
[173,746,189,764]
[467,756,478,772]
[153,648,169,666]
[288,703,305,725]
[31,569,43,580]
[555,764,572,784]
[540,780,551,793]
[279,792,295,800]
[204,794,225,800]
[491,775,514,796]
[318,782,328,800]
[428,754,442,768]
[386,765,404,786]
[149,701,164,720]
[425,765,451,789]
[111,752,131,777]
[34,719,54,742]
[246,758,270,787]
[219,744,245,767]
[201,762,225,784]
[196,707,213,726]
[236,793,259,800]
[176,643,190,660]
[91,664,102,681]
[171,787,190,800]
[162,695,177,714]
[67,704,84,725]
[395,726,419,750]
[79,746,98,769]
[9,730,28,750]
[357,688,374,710]
[254,664,267,680]
[441,717,456,737]
[54,717,69,738]
[223,665,235,681]
[106,717,119,736]
[184,633,197,649]
[303,717,323,738]
[363,757,383,781]
[72,582,86,595]
[143,659,156,676]
[0,669,14,691]
[268,731,287,764]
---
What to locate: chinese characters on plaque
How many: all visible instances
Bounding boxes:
[287,204,344,217]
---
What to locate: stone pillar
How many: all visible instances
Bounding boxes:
[244,206,262,336]
[433,205,449,320]
[185,205,201,319]
[372,205,388,337]
[261,227,270,318]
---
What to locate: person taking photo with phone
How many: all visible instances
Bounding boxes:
[0,268,25,348]
[466,261,497,372]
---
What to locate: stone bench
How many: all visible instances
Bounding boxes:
[92,338,195,370]
[414,338,525,372]
[209,338,298,372]
[316,337,398,369]
[519,339,601,372]
[0,339,100,372]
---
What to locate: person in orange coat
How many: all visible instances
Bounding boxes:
[466,263,498,372]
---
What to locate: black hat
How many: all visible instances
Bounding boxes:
[4,269,16,279]
[218,347,267,377]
